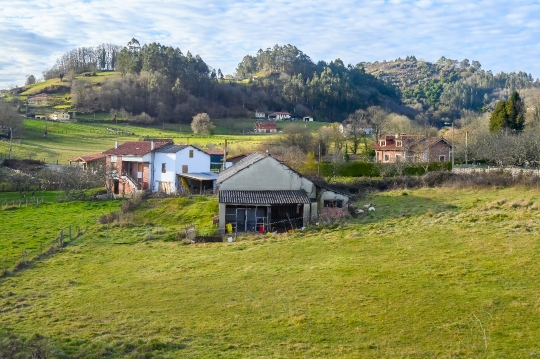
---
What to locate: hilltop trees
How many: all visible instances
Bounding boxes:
[489,91,525,132]
[43,43,121,79]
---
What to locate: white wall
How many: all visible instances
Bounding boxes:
[153,146,210,192]
[174,147,210,174]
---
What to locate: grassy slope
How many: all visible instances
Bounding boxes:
[0,195,123,268]
[2,187,540,357]
[1,117,328,163]
[0,119,281,163]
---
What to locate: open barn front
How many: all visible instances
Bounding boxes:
[219,190,311,234]
[224,204,305,233]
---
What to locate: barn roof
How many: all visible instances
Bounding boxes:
[219,190,310,204]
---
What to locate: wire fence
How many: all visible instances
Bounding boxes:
[2,225,86,277]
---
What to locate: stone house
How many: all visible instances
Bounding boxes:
[103,140,171,195]
[372,134,452,163]
[68,153,106,171]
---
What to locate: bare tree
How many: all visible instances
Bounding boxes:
[345,109,368,153]
[0,101,23,159]
[367,106,389,140]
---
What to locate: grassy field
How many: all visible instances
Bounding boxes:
[2,186,540,357]
[0,117,331,163]
[0,119,283,163]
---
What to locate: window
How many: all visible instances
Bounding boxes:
[323,200,343,208]
[396,140,402,147]
[189,150,194,158]
[439,155,446,162]
[384,154,390,162]
[182,165,188,173]
[395,154,402,162]
[379,140,386,146]
[162,163,166,173]
[110,155,117,163]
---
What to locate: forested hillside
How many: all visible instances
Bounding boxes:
[14,41,540,128]
[364,56,539,123]
[30,41,401,123]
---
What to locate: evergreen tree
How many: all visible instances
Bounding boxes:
[489,100,508,132]
[505,91,525,131]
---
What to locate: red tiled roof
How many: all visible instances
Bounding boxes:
[255,122,277,129]
[69,153,105,163]
[372,135,451,151]
[103,141,170,156]
[206,150,225,155]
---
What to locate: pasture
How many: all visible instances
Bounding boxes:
[1,186,540,357]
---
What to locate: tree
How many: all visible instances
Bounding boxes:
[191,113,214,135]
[345,109,368,153]
[505,91,525,131]
[0,101,22,159]
[25,75,36,86]
[367,106,389,140]
[489,92,525,132]
[489,100,508,132]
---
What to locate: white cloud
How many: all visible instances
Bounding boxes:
[0,0,539,89]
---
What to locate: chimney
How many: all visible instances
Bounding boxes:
[115,141,119,148]
[151,141,155,150]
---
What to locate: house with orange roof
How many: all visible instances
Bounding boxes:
[372,134,452,163]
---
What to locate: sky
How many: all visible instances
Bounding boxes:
[1,0,539,89]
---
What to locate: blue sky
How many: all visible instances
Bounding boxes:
[0,0,539,89]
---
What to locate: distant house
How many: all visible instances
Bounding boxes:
[269,112,291,121]
[69,153,106,171]
[27,94,53,106]
[372,134,452,163]
[255,111,266,119]
[339,123,373,135]
[49,112,70,121]
[303,116,314,122]
[254,121,277,133]
[216,153,350,233]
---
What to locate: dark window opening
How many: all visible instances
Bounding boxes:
[162,163,166,173]
[323,200,343,208]
[189,150,194,158]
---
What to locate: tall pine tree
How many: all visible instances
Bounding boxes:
[489,91,525,132]
[489,100,508,132]
[506,91,525,131]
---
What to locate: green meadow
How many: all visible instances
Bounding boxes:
[2,186,540,357]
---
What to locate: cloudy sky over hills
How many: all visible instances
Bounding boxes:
[0,0,539,89]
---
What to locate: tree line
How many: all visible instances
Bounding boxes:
[43,44,121,80]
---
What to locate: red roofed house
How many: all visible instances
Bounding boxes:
[104,140,171,195]
[373,134,452,163]
[254,121,277,133]
[69,153,106,171]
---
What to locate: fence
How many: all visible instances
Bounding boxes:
[2,197,46,209]
[2,225,85,277]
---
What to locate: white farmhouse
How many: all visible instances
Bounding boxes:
[153,144,215,194]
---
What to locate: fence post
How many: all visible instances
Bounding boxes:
[60,230,64,247]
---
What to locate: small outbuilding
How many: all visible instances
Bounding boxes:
[216,153,350,233]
